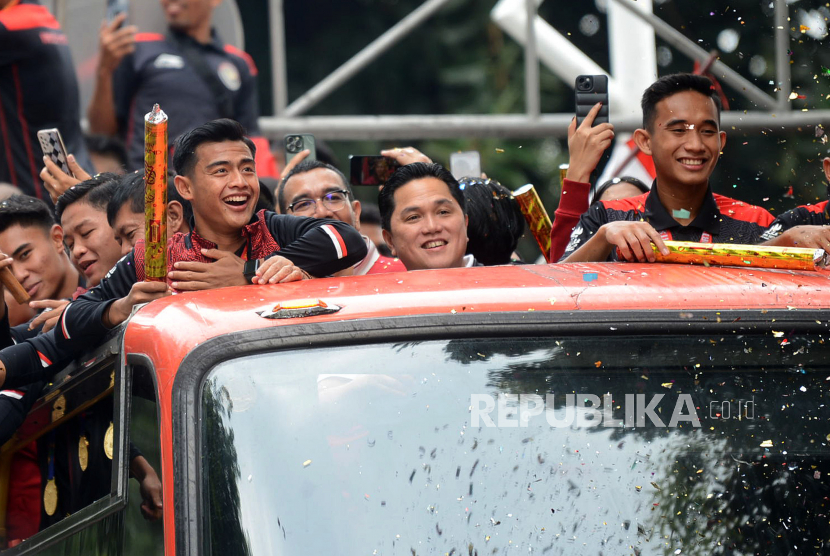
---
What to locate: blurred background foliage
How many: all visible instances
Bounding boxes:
[238,0,830,260]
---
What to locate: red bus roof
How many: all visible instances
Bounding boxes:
[124,262,830,374]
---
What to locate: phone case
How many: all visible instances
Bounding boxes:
[575,75,609,127]
[37,128,72,176]
[284,134,317,165]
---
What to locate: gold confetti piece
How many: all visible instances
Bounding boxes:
[760,440,773,448]
[595,361,602,368]
[495,148,505,153]
[635,486,642,491]
[661,382,673,389]
[800,25,810,32]
[450,309,457,314]
[789,91,800,100]
[303,459,312,467]
[772,331,784,337]
[696,469,703,474]
[650,482,661,490]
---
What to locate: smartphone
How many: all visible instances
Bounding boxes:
[284,134,317,165]
[106,0,129,24]
[349,156,400,186]
[575,74,609,127]
[37,128,73,178]
[449,151,481,180]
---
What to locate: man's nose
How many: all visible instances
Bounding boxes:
[11,262,27,283]
[422,213,442,232]
[685,129,705,150]
[313,200,337,221]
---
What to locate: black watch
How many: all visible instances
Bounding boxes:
[243,259,261,284]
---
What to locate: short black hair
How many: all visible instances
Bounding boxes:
[84,134,128,168]
[641,73,721,130]
[106,171,195,228]
[378,162,464,231]
[590,176,650,206]
[172,119,256,177]
[106,171,144,227]
[0,195,55,235]
[277,160,350,213]
[459,177,525,266]
[55,172,121,223]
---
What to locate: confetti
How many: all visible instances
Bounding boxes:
[772,331,784,337]
[303,459,312,467]
[760,440,773,448]
[672,208,691,219]
[594,361,602,368]
[495,148,505,153]
[583,272,598,282]
[789,91,799,100]
[661,382,673,389]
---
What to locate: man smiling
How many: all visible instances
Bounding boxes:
[378,163,474,270]
[46,119,366,364]
[560,73,774,262]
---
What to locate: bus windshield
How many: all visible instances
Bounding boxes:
[201,333,830,555]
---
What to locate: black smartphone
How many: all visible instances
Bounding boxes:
[106,0,129,25]
[37,128,73,178]
[575,74,609,127]
[349,156,400,186]
[284,134,317,165]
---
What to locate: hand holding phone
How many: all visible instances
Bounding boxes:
[284,134,317,165]
[349,156,400,186]
[106,0,129,25]
[575,75,609,127]
[37,128,73,178]
[566,102,615,184]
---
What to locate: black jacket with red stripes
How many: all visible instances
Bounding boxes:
[0,0,90,201]
[759,200,830,241]
[560,182,775,261]
[53,210,365,357]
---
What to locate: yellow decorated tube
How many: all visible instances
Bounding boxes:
[651,241,829,271]
[144,104,168,281]
[513,184,552,262]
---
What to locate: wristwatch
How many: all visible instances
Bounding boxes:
[243,259,261,284]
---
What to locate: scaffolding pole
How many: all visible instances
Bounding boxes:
[283,0,453,118]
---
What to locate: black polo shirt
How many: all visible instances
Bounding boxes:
[760,200,830,241]
[0,0,90,202]
[112,28,261,171]
[560,181,775,261]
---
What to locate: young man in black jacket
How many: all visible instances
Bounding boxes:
[0,119,366,389]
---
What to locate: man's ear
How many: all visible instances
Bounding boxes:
[175,175,194,201]
[382,228,396,257]
[719,130,727,153]
[632,128,652,156]
[167,201,186,234]
[49,224,65,252]
[823,157,830,182]
[352,200,362,232]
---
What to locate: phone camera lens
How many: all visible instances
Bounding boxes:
[577,77,593,91]
[286,136,303,153]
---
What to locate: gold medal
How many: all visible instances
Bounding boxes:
[51,395,66,422]
[78,435,89,471]
[104,422,114,460]
[44,478,58,516]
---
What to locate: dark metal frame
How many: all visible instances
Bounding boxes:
[2,334,129,555]
[171,308,829,556]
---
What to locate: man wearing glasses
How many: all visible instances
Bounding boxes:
[277,160,405,275]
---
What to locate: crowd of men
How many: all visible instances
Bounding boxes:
[3,0,830,545]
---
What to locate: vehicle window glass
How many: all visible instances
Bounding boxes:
[123,365,164,555]
[2,363,118,548]
[201,334,830,555]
